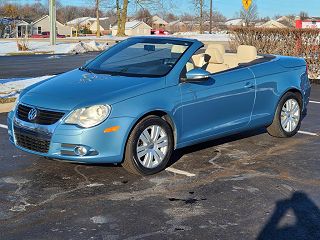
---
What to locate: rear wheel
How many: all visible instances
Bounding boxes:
[122,115,174,175]
[267,92,302,138]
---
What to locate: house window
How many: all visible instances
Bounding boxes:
[37,26,41,34]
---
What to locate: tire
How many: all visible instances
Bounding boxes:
[122,115,174,175]
[267,92,302,138]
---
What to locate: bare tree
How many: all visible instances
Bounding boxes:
[115,0,129,36]
[95,0,101,37]
[192,0,204,33]
[163,13,177,23]
[209,0,212,33]
[239,1,258,26]
[299,11,309,20]
[114,0,164,36]
[135,8,152,26]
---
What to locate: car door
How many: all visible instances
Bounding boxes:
[179,67,256,144]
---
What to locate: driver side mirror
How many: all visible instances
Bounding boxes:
[184,68,211,82]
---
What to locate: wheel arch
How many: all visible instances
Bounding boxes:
[280,87,303,106]
[269,87,303,126]
[124,110,178,152]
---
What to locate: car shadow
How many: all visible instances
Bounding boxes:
[168,127,267,167]
[257,191,320,240]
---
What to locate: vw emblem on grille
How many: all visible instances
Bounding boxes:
[28,108,38,121]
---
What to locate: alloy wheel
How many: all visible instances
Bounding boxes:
[136,125,168,169]
[280,98,300,133]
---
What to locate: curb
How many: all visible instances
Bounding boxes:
[0,102,14,113]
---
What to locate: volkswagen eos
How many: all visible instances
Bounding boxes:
[7,37,311,175]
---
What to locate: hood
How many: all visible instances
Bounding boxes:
[20,69,165,111]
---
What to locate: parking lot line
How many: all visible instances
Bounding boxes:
[0,124,8,129]
[166,167,196,177]
[298,130,319,136]
[310,100,320,104]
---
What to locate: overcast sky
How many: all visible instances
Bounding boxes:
[16,0,320,18]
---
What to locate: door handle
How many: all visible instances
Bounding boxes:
[244,82,254,89]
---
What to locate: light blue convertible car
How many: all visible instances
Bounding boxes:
[7,36,311,175]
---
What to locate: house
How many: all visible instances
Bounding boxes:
[152,15,168,29]
[89,18,111,35]
[0,18,30,38]
[225,18,245,27]
[167,20,187,33]
[259,16,295,28]
[111,21,151,36]
[16,20,30,37]
[31,15,72,36]
[259,20,288,28]
[296,16,320,29]
[276,16,295,28]
[67,17,111,34]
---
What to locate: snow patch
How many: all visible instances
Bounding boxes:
[90,216,108,224]
[0,40,108,56]
[174,32,231,42]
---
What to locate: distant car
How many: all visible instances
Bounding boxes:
[31,31,66,38]
[7,37,311,175]
[151,29,169,35]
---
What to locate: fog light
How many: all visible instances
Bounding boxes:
[74,146,88,156]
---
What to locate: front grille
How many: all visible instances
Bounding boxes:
[17,104,65,125]
[14,126,50,153]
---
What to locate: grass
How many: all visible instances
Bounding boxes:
[6,51,54,56]
[0,98,16,104]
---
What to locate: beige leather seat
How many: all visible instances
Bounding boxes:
[171,45,187,54]
[192,53,205,68]
[207,44,225,55]
[224,45,258,68]
[205,48,229,73]
[237,45,257,63]
[191,44,226,68]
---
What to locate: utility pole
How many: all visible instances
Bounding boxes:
[96,0,101,37]
[49,0,56,45]
[209,0,213,34]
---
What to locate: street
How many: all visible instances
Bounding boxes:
[0,85,320,240]
[0,52,100,78]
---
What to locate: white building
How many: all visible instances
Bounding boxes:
[32,15,72,36]
[112,21,152,36]
[225,18,245,27]
[67,17,111,34]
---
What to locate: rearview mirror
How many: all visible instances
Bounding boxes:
[185,68,211,82]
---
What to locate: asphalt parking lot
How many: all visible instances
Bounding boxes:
[0,52,100,78]
[0,85,320,240]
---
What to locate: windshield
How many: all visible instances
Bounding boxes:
[84,38,192,77]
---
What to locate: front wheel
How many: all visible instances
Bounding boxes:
[122,115,174,175]
[267,92,302,138]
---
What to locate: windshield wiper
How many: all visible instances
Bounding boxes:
[79,66,94,74]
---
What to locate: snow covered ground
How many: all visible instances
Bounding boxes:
[0,40,108,56]
[0,33,231,56]
[0,75,54,98]
[174,32,231,42]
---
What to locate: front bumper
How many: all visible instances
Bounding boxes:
[7,110,135,164]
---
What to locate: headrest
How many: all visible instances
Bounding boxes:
[237,45,257,62]
[205,48,224,64]
[207,44,225,55]
[171,45,187,54]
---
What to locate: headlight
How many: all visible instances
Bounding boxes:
[65,105,111,128]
